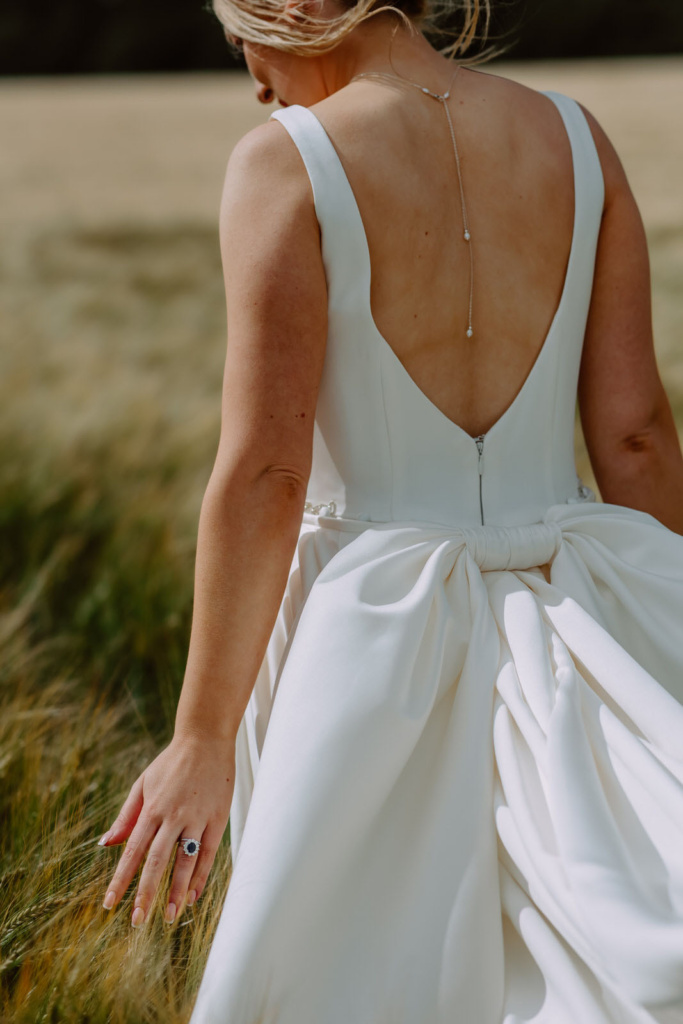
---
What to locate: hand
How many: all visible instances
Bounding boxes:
[98,733,235,926]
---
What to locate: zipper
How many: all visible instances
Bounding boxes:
[474,434,486,525]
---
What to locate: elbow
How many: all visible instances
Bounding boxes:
[613,389,678,462]
[206,426,313,513]
[603,425,666,495]
[594,402,683,496]
[201,460,310,536]
[257,463,310,504]
[605,385,674,463]
[616,425,660,458]
[207,457,310,508]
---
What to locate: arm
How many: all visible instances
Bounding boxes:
[577,105,683,535]
[99,120,327,924]
[174,122,327,743]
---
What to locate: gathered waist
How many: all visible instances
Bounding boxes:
[302,504,564,572]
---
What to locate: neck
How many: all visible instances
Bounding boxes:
[313,15,455,97]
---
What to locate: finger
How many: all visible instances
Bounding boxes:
[131,822,183,926]
[164,825,210,923]
[100,775,144,847]
[102,813,158,912]
[183,821,225,910]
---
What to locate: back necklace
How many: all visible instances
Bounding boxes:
[349,63,474,340]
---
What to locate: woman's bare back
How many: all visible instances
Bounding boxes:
[311,68,581,437]
[219,40,683,530]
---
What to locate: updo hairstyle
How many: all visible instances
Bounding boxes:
[211,0,501,63]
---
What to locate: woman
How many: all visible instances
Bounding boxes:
[98,0,683,1019]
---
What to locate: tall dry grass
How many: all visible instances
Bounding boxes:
[0,220,234,1020]
[0,62,682,1022]
[0,432,232,1022]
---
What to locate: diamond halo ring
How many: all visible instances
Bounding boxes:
[177,837,201,857]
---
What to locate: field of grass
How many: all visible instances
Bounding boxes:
[0,59,681,1022]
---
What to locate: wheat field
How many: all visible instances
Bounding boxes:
[0,59,681,1022]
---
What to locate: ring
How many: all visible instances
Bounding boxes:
[177,837,201,857]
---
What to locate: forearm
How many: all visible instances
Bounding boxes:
[591,420,683,535]
[174,464,307,744]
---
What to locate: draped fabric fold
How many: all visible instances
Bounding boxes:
[191,503,683,1024]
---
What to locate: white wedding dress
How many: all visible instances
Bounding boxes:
[189,91,683,1023]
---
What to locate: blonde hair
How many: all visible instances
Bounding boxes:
[211,0,504,63]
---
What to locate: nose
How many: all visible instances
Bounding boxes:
[256,81,275,104]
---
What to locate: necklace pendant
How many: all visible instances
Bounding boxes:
[464,230,471,242]
[466,327,474,338]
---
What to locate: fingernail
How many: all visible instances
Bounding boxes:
[102,891,116,910]
[187,890,197,906]
[97,831,111,846]
[131,907,145,927]
[165,903,176,924]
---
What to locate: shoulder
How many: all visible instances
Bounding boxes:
[571,100,632,207]
[220,117,318,249]
[504,74,633,209]
[222,118,315,217]
[227,118,302,173]
[468,70,630,196]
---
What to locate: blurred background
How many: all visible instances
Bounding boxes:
[3,0,683,72]
[1,4,682,1023]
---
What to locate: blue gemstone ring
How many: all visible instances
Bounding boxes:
[177,837,201,857]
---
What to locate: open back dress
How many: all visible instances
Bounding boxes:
[189,90,683,1024]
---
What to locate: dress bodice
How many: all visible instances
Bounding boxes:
[193,90,683,1024]
[269,89,605,529]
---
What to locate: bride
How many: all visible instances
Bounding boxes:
[97,0,683,1019]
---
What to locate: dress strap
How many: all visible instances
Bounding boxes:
[269,105,370,306]
[540,91,605,237]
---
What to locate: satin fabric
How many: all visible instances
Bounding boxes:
[189,90,683,1023]
[191,506,683,1024]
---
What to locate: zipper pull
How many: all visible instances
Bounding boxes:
[474,434,485,524]
[474,434,485,474]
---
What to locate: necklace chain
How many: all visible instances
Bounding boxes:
[349,64,474,340]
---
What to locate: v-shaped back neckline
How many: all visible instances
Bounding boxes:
[272,90,586,444]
